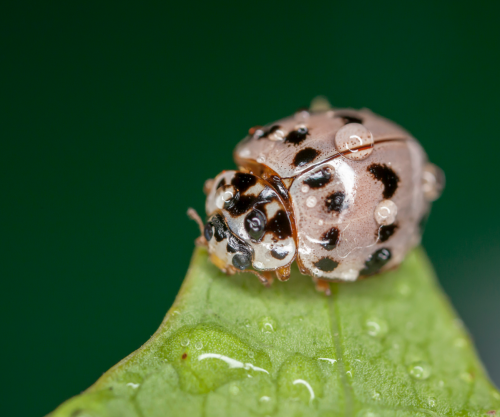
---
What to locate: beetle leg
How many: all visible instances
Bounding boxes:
[240,269,273,287]
[314,278,332,296]
[276,265,291,281]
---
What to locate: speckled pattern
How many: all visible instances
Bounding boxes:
[204,108,442,282]
[206,171,296,272]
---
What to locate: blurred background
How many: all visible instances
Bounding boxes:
[2,1,499,416]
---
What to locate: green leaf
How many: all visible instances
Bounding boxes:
[50,247,500,417]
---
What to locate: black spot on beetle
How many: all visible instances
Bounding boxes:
[244,209,267,241]
[321,227,340,250]
[293,148,319,167]
[231,172,257,193]
[267,209,292,240]
[335,113,363,124]
[232,252,252,270]
[377,224,398,242]
[368,164,400,199]
[216,177,226,189]
[304,167,332,189]
[211,214,229,242]
[325,191,346,213]
[360,248,392,276]
[257,125,281,139]
[285,126,309,145]
[271,246,289,260]
[225,187,275,217]
[225,194,257,217]
[204,223,213,241]
[314,257,339,272]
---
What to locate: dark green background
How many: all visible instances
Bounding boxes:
[2,1,499,416]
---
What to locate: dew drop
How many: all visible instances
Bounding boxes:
[357,410,378,417]
[428,397,437,408]
[195,341,203,350]
[461,371,473,383]
[408,361,431,380]
[306,196,317,208]
[239,148,250,158]
[365,317,388,338]
[269,128,286,141]
[422,162,445,201]
[259,316,277,333]
[295,109,310,121]
[397,282,411,297]
[335,123,374,160]
[243,319,251,328]
[229,383,240,395]
[374,199,398,225]
[372,391,381,401]
[181,338,190,347]
[248,351,255,359]
[338,269,359,281]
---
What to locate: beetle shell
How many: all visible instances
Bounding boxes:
[201,107,444,283]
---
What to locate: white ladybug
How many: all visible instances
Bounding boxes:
[188,100,444,293]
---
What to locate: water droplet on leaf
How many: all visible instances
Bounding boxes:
[408,361,431,380]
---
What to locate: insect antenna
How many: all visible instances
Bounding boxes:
[187,208,207,246]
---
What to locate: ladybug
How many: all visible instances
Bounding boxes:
[188,101,444,293]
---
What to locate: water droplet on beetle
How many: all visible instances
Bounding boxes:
[181,338,190,347]
[408,361,431,380]
[295,109,310,121]
[335,123,374,160]
[301,184,310,193]
[257,155,266,163]
[374,199,398,225]
[365,317,388,338]
[269,128,286,141]
[422,162,445,201]
[259,316,277,333]
[306,196,317,208]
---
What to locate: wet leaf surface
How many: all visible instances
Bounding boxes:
[50,248,500,416]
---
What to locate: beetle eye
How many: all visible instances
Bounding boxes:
[215,185,240,210]
[244,209,267,241]
[204,222,213,241]
[232,252,252,270]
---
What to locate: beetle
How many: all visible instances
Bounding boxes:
[188,101,444,293]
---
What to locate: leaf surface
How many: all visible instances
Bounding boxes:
[50,248,500,417]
